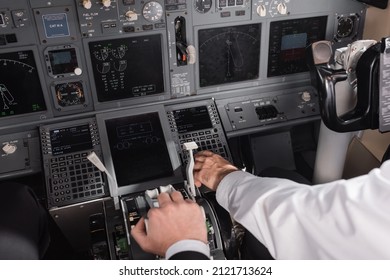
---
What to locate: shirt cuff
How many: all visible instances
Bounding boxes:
[381,160,390,180]
[216,170,246,207]
[165,240,210,260]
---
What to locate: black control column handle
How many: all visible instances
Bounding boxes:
[307,42,380,132]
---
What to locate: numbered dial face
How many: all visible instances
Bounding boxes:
[55,82,85,107]
[142,1,164,22]
[194,0,212,13]
[336,17,355,38]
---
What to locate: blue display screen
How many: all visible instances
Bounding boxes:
[42,13,70,38]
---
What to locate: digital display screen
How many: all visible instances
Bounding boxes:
[0,50,46,118]
[89,34,164,102]
[50,124,93,156]
[280,33,307,62]
[173,106,213,133]
[105,112,173,187]
[198,24,261,87]
[49,48,78,75]
[268,16,327,77]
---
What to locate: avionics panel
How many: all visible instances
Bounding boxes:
[86,33,169,106]
[268,16,328,77]
[40,118,107,208]
[96,105,182,203]
[44,45,82,79]
[0,47,48,120]
[198,23,261,88]
[165,99,233,165]
[192,0,366,97]
[75,0,167,37]
[105,112,173,187]
[32,5,79,45]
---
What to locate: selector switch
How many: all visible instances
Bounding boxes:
[101,0,111,8]
[277,3,287,15]
[82,0,92,9]
[257,5,267,17]
[301,91,312,102]
[125,10,138,21]
[2,143,17,155]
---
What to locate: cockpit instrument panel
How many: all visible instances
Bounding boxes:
[0,0,370,260]
[268,16,328,77]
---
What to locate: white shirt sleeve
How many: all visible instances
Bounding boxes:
[165,240,210,259]
[216,160,390,259]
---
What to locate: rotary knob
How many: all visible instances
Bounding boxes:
[82,0,92,9]
[257,5,267,17]
[125,10,138,21]
[2,143,17,155]
[277,3,287,15]
[101,0,111,8]
[301,91,312,102]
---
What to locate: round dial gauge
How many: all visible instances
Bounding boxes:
[194,0,212,13]
[142,1,164,22]
[337,17,354,39]
[55,82,85,107]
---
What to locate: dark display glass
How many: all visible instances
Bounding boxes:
[268,16,327,77]
[105,112,173,187]
[50,124,93,156]
[173,106,213,133]
[198,24,261,87]
[48,48,78,75]
[0,50,46,118]
[356,0,388,9]
[89,35,164,102]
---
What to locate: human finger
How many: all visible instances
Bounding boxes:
[157,192,172,207]
[194,150,213,163]
[196,150,214,157]
[170,191,184,202]
[193,170,203,188]
[131,217,148,247]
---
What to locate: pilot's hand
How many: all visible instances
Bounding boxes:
[194,151,238,191]
[131,191,207,257]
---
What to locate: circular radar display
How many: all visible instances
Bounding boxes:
[198,24,261,87]
[55,81,85,107]
[142,1,164,22]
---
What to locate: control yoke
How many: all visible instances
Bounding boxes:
[307,39,382,132]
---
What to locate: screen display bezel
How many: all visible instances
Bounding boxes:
[267,16,328,77]
[48,48,78,75]
[84,32,171,110]
[0,46,50,124]
[44,45,82,79]
[197,23,261,88]
[96,105,182,199]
